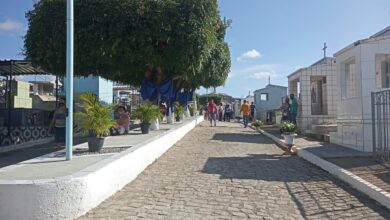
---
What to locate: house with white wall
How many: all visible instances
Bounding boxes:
[288,57,338,137]
[330,26,390,152]
[254,84,287,122]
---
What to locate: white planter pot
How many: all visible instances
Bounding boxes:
[181,114,185,120]
[167,114,174,124]
[283,134,295,145]
[185,108,190,118]
[150,119,159,130]
[255,127,260,132]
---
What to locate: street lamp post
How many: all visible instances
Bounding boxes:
[65,0,74,160]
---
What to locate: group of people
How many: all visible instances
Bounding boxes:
[204,99,257,128]
[204,100,233,127]
[240,95,298,128]
[281,94,298,125]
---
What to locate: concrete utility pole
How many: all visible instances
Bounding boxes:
[65,0,74,160]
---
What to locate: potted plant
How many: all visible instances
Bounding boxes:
[189,106,195,117]
[75,93,116,152]
[132,102,162,134]
[251,120,264,132]
[174,102,184,122]
[281,121,297,151]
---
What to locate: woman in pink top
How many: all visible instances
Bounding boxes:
[208,100,218,127]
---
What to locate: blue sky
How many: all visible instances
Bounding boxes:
[1,0,390,97]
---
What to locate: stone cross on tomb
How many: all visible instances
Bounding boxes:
[322,42,327,58]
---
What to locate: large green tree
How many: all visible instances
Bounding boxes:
[24,0,231,88]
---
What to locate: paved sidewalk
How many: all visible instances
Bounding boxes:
[261,126,389,194]
[0,136,89,169]
[80,122,390,219]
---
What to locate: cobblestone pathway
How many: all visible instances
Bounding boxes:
[80,122,390,220]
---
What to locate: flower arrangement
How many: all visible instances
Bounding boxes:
[281,121,296,134]
[251,120,264,128]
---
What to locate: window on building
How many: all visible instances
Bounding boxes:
[381,60,390,88]
[260,93,269,101]
[342,61,357,99]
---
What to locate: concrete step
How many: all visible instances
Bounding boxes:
[312,124,337,135]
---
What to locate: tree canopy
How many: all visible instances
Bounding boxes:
[24,0,231,89]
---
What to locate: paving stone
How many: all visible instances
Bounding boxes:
[79,122,390,220]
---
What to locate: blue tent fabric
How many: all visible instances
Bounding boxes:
[140,79,156,101]
[140,78,174,102]
[174,89,193,107]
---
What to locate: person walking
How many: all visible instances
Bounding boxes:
[218,103,224,121]
[240,100,251,128]
[224,103,232,122]
[250,102,256,122]
[203,103,209,121]
[281,97,290,123]
[49,98,66,149]
[208,99,218,127]
[290,94,298,125]
[280,97,290,134]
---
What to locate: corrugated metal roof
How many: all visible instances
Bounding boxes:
[0,60,48,76]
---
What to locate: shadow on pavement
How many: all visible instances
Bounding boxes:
[0,137,89,169]
[202,154,390,219]
[211,132,274,144]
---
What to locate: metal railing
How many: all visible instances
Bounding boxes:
[371,89,390,162]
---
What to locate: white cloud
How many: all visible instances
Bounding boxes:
[229,64,279,79]
[237,49,262,61]
[0,19,23,31]
[250,71,277,79]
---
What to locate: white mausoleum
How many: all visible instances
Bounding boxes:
[288,57,338,137]
[330,26,390,152]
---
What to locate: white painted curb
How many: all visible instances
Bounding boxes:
[0,116,203,220]
[298,148,390,210]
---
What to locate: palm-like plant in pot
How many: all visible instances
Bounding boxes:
[173,102,184,122]
[132,102,162,134]
[189,106,195,117]
[75,93,116,152]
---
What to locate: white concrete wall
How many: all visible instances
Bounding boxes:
[0,117,203,220]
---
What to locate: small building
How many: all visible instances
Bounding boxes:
[245,95,254,105]
[254,84,287,122]
[330,26,390,152]
[215,93,235,104]
[69,75,114,110]
[288,57,338,137]
[113,82,140,111]
[29,80,61,111]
